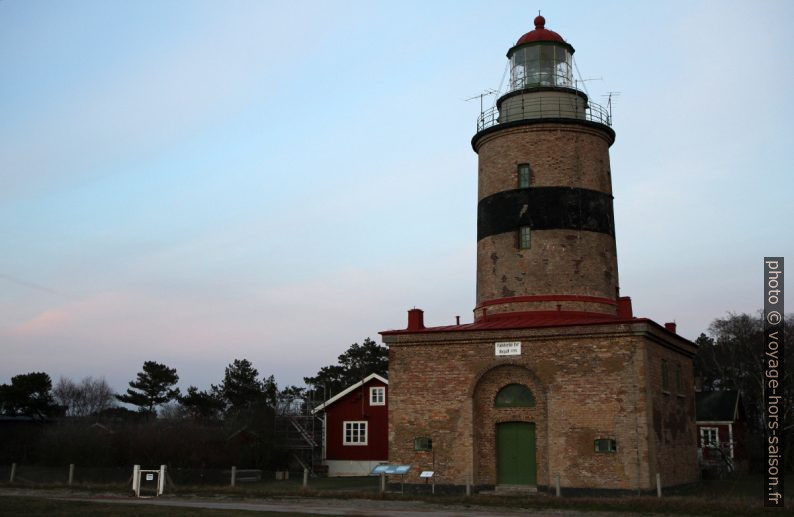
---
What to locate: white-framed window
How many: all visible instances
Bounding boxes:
[700,427,718,448]
[343,421,368,445]
[370,386,386,406]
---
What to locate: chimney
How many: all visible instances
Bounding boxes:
[664,321,677,334]
[456,315,460,325]
[407,308,425,331]
[617,296,633,319]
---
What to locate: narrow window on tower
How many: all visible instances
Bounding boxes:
[518,163,531,188]
[519,226,531,249]
[661,359,670,393]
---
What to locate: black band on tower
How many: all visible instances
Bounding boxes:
[477,187,615,241]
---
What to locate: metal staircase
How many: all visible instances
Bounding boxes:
[273,398,324,475]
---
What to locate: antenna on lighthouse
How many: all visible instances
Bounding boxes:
[602,91,621,120]
[465,89,498,114]
[574,76,602,93]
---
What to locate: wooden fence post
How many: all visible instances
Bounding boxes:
[132,465,141,497]
[158,465,166,495]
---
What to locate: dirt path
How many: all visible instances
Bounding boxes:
[0,488,661,516]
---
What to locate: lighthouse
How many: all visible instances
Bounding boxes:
[474,15,619,322]
[381,17,698,494]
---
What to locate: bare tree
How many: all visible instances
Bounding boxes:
[695,311,792,431]
[54,376,115,417]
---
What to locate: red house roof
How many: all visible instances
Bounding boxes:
[311,373,389,413]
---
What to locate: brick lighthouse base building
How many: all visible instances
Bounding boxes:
[380,16,698,494]
[381,304,698,493]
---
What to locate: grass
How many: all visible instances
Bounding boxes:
[0,495,317,516]
[1,474,792,516]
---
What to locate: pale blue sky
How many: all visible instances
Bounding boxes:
[1,0,792,393]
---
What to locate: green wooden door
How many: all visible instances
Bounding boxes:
[496,422,536,485]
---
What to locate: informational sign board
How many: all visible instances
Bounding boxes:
[145,473,154,481]
[419,471,434,478]
[369,464,411,475]
[495,341,521,356]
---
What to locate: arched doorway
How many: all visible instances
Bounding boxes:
[494,384,537,485]
[472,366,545,487]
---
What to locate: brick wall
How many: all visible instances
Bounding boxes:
[645,339,699,486]
[474,124,614,201]
[473,122,618,311]
[476,230,618,306]
[384,321,698,491]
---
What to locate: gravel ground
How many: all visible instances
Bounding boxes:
[0,487,669,516]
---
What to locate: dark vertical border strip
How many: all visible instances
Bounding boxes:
[764,257,784,508]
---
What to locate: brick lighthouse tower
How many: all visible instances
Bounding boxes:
[382,17,698,493]
[474,15,618,323]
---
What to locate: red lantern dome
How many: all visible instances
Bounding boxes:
[515,15,567,46]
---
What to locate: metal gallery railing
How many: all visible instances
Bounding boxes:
[476,96,612,132]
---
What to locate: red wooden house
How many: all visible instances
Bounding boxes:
[311,373,388,476]
[695,390,747,472]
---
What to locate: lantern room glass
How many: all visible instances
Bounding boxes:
[509,43,572,90]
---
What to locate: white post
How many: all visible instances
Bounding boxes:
[158,465,166,495]
[656,473,662,498]
[555,473,561,497]
[132,465,141,497]
[302,468,308,489]
[465,472,471,496]
[230,466,237,487]
[9,463,16,483]
[68,464,75,485]
[379,473,385,494]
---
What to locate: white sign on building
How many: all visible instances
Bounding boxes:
[495,341,521,356]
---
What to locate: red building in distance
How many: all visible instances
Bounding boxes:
[311,373,388,476]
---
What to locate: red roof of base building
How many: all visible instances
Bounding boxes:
[380,310,647,336]
[516,15,567,45]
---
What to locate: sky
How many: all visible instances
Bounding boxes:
[1,0,792,395]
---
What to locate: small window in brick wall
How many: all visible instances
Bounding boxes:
[594,438,617,453]
[675,364,683,393]
[661,359,670,392]
[519,226,531,249]
[518,163,531,188]
[414,437,433,451]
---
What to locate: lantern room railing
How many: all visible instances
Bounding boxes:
[476,97,612,132]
